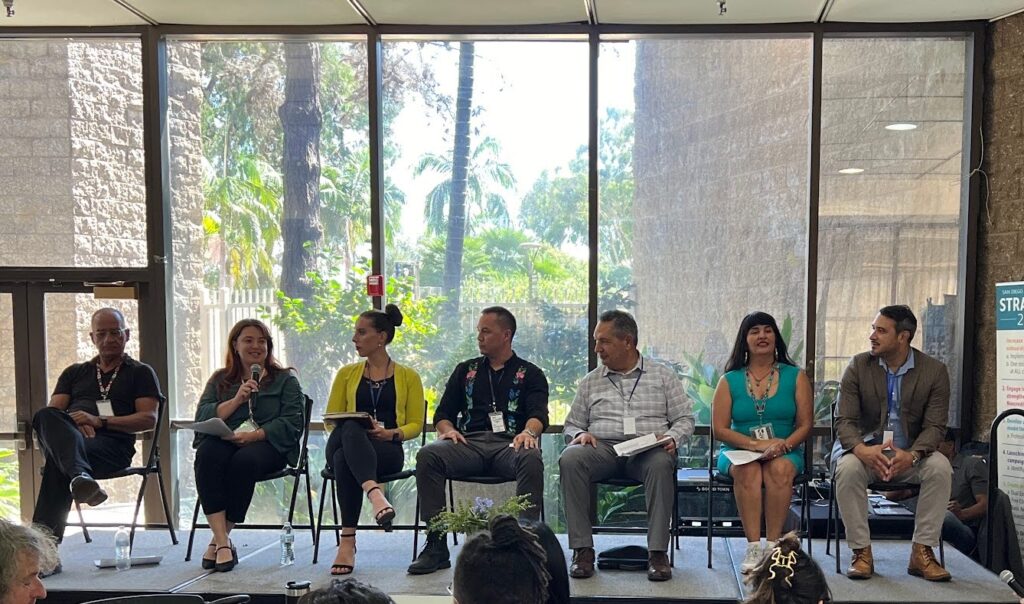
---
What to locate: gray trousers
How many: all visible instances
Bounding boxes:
[559,441,675,552]
[415,431,543,524]
[834,451,952,549]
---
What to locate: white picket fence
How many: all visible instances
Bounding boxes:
[199,288,288,378]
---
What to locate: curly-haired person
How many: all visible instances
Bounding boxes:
[744,531,831,604]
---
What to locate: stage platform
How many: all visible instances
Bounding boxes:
[41,528,1018,604]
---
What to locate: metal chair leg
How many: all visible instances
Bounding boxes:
[185,498,201,562]
[313,475,329,564]
[156,466,179,545]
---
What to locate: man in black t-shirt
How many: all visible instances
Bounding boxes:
[31,308,161,553]
[408,306,549,575]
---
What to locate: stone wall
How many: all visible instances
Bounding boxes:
[977,15,1024,438]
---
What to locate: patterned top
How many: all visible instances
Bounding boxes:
[563,355,695,446]
[434,353,549,436]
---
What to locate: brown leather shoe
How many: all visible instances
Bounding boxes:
[847,545,874,579]
[908,542,951,582]
[570,547,595,579]
[647,551,672,582]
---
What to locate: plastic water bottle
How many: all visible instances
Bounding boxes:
[280,522,295,566]
[114,526,131,571]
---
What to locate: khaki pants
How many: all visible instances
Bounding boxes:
[834,451,952,549]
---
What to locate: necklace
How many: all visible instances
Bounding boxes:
[364,357,392,385]
[746,364,777,423]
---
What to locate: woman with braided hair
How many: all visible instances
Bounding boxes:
[744,531,831,604]
[452,515,556,604]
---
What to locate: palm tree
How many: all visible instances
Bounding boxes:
[415,135,516,237]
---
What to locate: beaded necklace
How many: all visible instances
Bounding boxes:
[746,364,777,424]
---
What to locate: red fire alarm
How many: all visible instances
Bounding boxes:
[366,274,384,297]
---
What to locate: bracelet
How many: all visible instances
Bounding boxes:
[525,427,539,439]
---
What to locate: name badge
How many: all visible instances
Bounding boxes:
[489,412,506,433]
[750,424,775,440]
[233,419,259,436]
[96,400,114,417]
[623,416,637,436]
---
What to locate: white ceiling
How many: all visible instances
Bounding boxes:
[0,0,1021,27]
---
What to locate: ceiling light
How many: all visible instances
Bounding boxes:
[885,123,918,131]
[838,168,864,174]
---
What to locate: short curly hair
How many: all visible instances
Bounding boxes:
[0,521,59,599]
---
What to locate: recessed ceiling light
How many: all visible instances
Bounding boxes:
[885,123,918,131]
[838,168,864,174]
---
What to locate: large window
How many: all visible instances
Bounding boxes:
[0,38,146,268]
[168,39,370,524]
[817,37,968,425]
[599,38,812,435]
[382,40,590,424]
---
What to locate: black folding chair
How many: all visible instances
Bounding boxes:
[68,396,178,551]
[705,427,813,568]
[313,403,429,563]
[185,395,315,561]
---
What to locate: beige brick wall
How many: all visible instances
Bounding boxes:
[977,15,1024,439]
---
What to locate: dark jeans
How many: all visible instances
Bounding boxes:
[194,438,286,524]
[325,421,405,527]
[31,407,134,541]
[943,511,979,558]
[414,431,543,524]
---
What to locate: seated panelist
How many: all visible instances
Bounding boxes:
[711,311,812,573]
[192,318,305,572]
[323,304,425,576]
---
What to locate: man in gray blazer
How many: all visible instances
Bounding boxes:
[832,305,952,581]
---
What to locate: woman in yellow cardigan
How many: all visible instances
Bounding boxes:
[324,304,425,575]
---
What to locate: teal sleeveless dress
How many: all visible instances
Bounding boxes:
[717,363,804,475]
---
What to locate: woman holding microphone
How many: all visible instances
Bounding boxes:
[192,318,305,572]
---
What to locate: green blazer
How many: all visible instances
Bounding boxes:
[193,370,305,466]
[835,348,949,456]
[325,361,425,442]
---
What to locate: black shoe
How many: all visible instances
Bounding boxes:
[70,473,108,507]
[407,534,450,575]
[40,562,62,578]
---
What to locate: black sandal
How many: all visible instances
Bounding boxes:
[330,534,356,576]
[214,545,237,572]
[201,543,217,570]
[368,486,395,531]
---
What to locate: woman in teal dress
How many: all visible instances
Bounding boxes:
[711,311,812,573]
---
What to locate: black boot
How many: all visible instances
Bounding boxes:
[407,532,451,575]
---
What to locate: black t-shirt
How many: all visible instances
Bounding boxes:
[355,378,398,429]
[53,355,163,444]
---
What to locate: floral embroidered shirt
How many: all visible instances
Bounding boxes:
[433,352,549,436]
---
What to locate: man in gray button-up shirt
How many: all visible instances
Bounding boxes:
[560,310,694,582]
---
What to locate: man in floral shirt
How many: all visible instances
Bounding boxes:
[409,306,549,575]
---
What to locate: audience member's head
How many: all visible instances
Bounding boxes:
[0,521,58,604]
[521,521,569,604]
[453,515,550,604]
[297,579,394,604]
[744,532,830,604]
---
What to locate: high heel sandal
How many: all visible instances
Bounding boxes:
[331,534,356,576]
[214,544,237,572]
[368,486,395,531]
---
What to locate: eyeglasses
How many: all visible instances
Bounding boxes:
[93,328,126,340]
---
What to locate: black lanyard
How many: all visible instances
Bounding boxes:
[487,363,506,412]
[606,356,644,408]
[365,358,392,419]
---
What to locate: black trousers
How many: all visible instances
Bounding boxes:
[31,407,134,542]
[325,421,404,527]
[194,438,286,524]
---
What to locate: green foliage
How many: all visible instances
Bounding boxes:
[0,448,20,520]
[428,494,532,535]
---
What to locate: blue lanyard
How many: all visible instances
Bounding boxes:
[606,356,644,408]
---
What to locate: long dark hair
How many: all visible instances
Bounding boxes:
[215,318,288,398]
[744,532,831,604]
[724,311,796,373]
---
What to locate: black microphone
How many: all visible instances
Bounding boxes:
[249,364,261,400]
[1001,570,1024,598]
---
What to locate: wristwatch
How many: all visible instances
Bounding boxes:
[391,430,402,443]
[524,427,539,439]
[910,451,921,467]
[100,417,108,430]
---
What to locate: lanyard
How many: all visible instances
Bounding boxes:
[607,356,644,409]
[96,359,123,401]
[746,364,776,424]
[487,364,506,412]
[365,358,392,420]
[886,371,899,417]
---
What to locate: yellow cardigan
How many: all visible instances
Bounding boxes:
[324,360,425,441]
